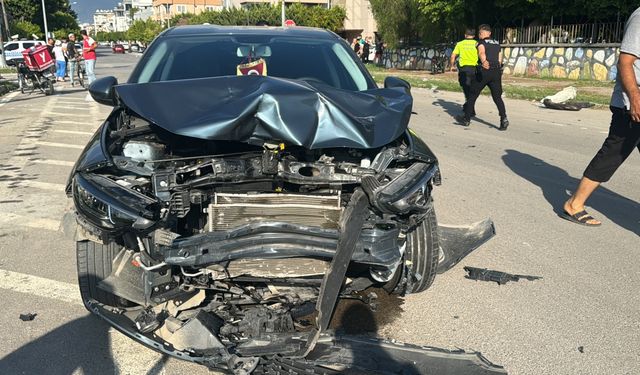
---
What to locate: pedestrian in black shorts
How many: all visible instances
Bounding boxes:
[458,24,509,130]
[562,7,640,226]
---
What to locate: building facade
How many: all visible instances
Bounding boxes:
[150,0,376,39]
[152,0,224,23]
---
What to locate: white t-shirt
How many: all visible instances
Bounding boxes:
[611,7,640,109]
[53,46,65,62]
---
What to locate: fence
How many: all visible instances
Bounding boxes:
[493,22,624,44]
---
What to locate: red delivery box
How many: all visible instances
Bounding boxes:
[21,44,54,72]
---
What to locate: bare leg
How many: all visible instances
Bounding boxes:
[564,176,601,225]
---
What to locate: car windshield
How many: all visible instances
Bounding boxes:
[129,34,372,91]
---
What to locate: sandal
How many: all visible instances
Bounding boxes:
[560,209,601,227]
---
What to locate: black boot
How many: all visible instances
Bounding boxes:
[499,117,509,131]
[455,115,471,127]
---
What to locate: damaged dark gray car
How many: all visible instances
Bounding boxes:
[66,26,502,374]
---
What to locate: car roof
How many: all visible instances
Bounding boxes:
[161,25,339,41]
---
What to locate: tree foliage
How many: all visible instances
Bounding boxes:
[371,0,638,45]
[127,19,163,44]
[5,0,77,38]
[172,3,346,32]
[9,20,41,39]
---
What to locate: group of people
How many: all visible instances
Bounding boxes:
[351,36,383,64]
[45,30,97,86]
[450,13,640,227]
[449,24,509,130]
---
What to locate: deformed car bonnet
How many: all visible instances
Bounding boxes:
[114,75,413,149]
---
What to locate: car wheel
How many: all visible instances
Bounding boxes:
[76,240,131,308]
[402,208,440,294]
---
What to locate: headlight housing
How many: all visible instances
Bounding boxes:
[362,162,438,215]
[73,173,158,232]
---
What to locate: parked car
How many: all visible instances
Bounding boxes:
[68,25,498,374]
[112,44,125,54]
[2,40,45,65]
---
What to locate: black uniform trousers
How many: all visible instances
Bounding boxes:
[464,67,507,120]
[583,106,640,182]
[458,66,476,113]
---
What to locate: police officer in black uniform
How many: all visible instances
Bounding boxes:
[459,24,509,130]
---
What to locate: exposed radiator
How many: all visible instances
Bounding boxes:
[207,193,342,231]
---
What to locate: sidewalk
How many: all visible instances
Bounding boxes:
[367,65,614,107]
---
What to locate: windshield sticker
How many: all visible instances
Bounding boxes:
[237,58,268,76]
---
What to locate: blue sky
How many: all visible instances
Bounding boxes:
[72,0,117,24]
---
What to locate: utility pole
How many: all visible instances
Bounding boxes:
[0,0,7,70]
[281,1,285,26]
[1,0,10,41]
[41,0,49,39]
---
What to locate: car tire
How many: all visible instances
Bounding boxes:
[403,208,440,294]
[76,240,130,308]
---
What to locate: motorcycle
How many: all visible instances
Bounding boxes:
[17,59,55,96]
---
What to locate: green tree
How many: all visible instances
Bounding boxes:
[10,20,40,38]
[370,0,438,47]
[127,19,163,44]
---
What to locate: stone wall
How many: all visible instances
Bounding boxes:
[381,44,620,81]
[502,45,619,81]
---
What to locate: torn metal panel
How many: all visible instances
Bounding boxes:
[437,219,496,274]
[464,267,542,285]
[114,76,413,149]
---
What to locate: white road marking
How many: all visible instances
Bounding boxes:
[0,269,82,306]
[35,141,85,149]
[50,120,101,125]
[32,159,75,167]
[21,180,66,191]
[0,212,61,231]
[43,111,93,117]
[0,91,19,108]
[53,129,94,136]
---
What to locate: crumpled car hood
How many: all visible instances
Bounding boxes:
[114,76,413,149]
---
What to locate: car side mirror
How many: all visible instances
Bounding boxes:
[89,76,118,106]
[384,76,411,93]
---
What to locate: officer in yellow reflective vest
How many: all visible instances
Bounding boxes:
[449,28,478,117]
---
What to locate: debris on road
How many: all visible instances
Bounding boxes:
[578,346,585,353]
[541,86,594,111]
[464,266,542,285]
[19,313,37,321]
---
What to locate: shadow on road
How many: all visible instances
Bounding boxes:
[0,314,118,374]
[502,149,640,236]
[432,99,499,129]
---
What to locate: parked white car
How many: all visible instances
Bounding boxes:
[2,40,45,64]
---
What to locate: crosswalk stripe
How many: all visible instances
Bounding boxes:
[53,129,94,136]
[0,269,81,306]
[32,159,75,167]
[35,141,85,149]
[22,180,66,191]
[0,212,61,232]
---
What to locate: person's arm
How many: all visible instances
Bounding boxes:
[478,44,489,69]
[449,52,458,71]
[618,52,640,122]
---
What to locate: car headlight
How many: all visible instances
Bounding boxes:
[73,173,157,231]
[362,163,437,214]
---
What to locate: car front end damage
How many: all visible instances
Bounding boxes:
[67,76,500,374]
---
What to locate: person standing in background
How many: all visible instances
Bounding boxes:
[52,40,66,82]
[450,28,478,117]
[81,30,97,84]
[66,34,78,86]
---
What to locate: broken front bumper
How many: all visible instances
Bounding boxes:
[86,299,507,375]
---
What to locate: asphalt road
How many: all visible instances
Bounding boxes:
[0,49,638,375]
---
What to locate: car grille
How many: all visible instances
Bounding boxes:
[207,193,342,231]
